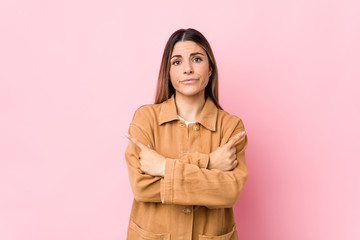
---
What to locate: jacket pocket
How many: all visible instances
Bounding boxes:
[128,220,171,240]
[198,224,236,240]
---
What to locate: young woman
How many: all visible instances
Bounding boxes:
[124,28,248,240]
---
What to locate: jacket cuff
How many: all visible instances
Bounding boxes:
[160,158,176,204]
[197,153,210,169]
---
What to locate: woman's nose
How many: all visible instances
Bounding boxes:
[183,61,193,74]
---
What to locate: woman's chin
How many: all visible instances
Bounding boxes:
[175,89,205,98]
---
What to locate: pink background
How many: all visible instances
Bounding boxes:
[1,0,359,239]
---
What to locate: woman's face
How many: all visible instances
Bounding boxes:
[169,41,212,99]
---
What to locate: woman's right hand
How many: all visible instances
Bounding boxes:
[209,131,246,171]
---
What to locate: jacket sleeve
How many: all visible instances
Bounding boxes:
[160,119,248,209]
[125,106,248,208]
[125,122,210,203]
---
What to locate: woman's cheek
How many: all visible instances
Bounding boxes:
[169,69,176,80]
[171,68,181,76]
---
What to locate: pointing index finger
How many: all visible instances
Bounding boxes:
[226,131,246,148]
[125,133,146,150]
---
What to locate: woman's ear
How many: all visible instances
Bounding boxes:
[209,67,212,76]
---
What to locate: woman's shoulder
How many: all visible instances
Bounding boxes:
[217,108,246,133]
[130,102,162,125]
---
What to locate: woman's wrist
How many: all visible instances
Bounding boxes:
[158,156,166,177]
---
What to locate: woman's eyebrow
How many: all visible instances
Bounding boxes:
[171,52,205,59]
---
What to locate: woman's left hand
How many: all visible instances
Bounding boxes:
[125,133,166,177]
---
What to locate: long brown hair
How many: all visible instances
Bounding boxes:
[154,28,222,110]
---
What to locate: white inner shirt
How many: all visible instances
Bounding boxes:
[177,115,196,128]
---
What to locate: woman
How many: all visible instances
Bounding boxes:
[124,28,248,240]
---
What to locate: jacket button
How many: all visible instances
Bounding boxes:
[182,208,192,214]
[179,123,185,127]
[193,125,199,131]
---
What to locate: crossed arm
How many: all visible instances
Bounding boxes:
[124,120,248,209]
[125,129,244,177]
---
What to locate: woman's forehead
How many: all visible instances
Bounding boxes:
[172,41,205,55]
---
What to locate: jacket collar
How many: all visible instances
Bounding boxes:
[158,93,218,131]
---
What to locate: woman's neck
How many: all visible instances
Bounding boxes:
[174,91,206,122]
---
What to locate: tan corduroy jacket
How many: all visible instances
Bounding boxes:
[125,93,248,240]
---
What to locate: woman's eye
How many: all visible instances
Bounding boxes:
[172,60,180,65]
[193,57,202,62]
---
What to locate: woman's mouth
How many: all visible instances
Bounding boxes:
[182,79,198,84]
